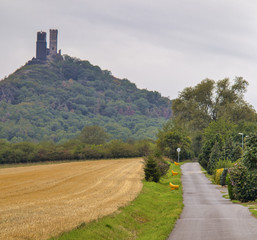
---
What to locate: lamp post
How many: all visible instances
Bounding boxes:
[238,132,244,150]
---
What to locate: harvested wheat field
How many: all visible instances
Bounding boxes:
[0,158,144,240]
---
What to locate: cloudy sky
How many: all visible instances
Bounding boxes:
[1,0,257,109]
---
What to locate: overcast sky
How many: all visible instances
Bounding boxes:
[1,0,257,109]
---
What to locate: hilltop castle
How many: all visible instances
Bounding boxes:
[29,29,61,64]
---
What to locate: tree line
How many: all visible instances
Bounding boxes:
[0,126,153,164]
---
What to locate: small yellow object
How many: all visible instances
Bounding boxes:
[172,170,178,176]
[169,182,179,190]
[174,161,180,166]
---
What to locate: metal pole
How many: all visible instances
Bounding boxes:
[178,151,180,163]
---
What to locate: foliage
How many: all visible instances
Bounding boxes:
[215,159,234,170]
[228,161,257,202]
[0,136,154,164]
[170,78,256,202]
[220,168,228,186]
[214,168,224,185]
[156,120,193,160]
[219,168,228,186]
[198,119,244,173]
[225,132,257,202]
[207,135,224,174]
[0,55,171,143]
[172,78,256,159]
[172,77,256,133]
[144,155,161,182]
[243,133,257,170]
[78,125,109,144]
[212,159,232,185]
[227,173,235,200]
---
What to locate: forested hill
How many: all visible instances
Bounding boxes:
[0,55,171,143]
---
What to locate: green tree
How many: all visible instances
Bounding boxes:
[78,125,109,145]
[172,77,256,132]
[243,133,257,170]
[207,135,224,174]
[144,155,161,182]
[157,120,193,160]
[199,119,241,172]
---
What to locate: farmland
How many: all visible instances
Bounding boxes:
[0,158,144,240]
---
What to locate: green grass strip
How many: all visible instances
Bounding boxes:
[49,163,183,240]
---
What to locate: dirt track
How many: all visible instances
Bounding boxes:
[0,158,144,240]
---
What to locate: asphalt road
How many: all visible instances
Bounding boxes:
[168,162,257,240]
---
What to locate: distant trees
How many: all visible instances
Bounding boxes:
[172,77,255,132]
[0,125,155,164]
[171,77,256,156]
[156,120,193,160]
[198,119,240,173]
[155,77,256,171]
[78,126,109,145]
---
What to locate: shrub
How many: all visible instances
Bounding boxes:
[215,158,234,169]
[144,155,160,182]
[220,168,228,186]
[242,133,257,171]
[214,168,224,184]
[226,173,235,200]
[228,161,257,202]
[156,158,170,177]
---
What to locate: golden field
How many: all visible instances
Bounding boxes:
[0,158,144,240]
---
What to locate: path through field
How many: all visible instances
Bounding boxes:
[0,158,144,240]
[168,162,257,240]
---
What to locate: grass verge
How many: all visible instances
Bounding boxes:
[200,166,215,183]
[49,163,183,240]
[241,201,257,217]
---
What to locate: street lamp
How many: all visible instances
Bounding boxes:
[238,132,244,150]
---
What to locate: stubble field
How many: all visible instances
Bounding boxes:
[0,158,144,240]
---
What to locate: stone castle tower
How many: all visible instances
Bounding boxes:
[49,29,58,55]
[35,29,59,61]
[36,31,47,60]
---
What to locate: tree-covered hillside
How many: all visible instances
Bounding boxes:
[0,55,171,143]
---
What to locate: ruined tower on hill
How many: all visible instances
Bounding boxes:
[36,31,47,60]
[30,29,60,64]
[49,29,58,55]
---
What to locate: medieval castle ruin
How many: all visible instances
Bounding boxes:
[29,29,61,64]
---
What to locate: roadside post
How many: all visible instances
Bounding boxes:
[177,148,181,163]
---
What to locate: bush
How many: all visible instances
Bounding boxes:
[228,161,257,202]
[144,155,160,182]
[226,173,235,200]
[242,133,257,170]
[220,168,228,186]
[214,168,224,184]
[215,159,234,169]
[156,158,170,177]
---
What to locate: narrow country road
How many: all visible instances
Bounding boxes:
[168,162,257,240]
